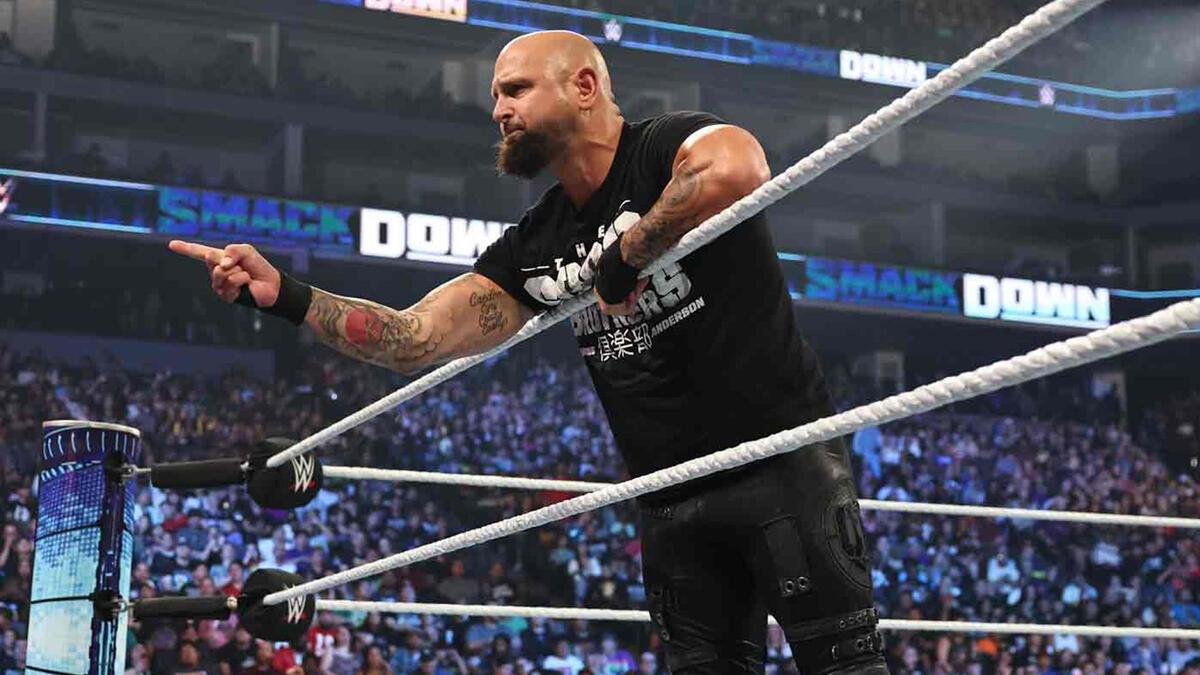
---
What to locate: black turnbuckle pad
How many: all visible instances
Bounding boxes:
[245,438,323,510]
[238,569,316,642]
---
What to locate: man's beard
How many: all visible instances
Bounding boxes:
[495,126,567,179]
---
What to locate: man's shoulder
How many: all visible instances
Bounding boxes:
[632,110,728,138]
[627,111,729,177]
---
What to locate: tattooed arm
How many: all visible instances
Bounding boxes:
[620,125,771,268]
[168,241,533,375]
[305,273,534,375]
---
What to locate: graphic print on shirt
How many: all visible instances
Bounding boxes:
[520,204,707,363]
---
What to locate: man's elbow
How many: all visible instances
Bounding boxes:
[705,162,770,212]
[708,127,772,197]
[721,163,770,199]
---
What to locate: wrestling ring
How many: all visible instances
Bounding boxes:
[26,0,1200,670]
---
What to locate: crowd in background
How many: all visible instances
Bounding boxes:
[2,334,1199,673]
[0,281,281,349]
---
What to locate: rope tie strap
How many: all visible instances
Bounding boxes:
[265,0,1110,470]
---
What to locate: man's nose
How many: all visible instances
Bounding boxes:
[492,98,510,125]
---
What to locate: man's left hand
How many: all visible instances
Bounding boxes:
[596,277,649,316]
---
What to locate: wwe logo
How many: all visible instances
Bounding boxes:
[285,591,307,624]
[0,178,14,216]
[1038,83,1056,107]
[289,455,316,493]
[604,19,623,43]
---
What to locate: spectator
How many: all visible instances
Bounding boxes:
[437,559,483,605]
[217,625,256,675]
[168,640,217,675]
[541,639,584,675]
[357,644,392,675]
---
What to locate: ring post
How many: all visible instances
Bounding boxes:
[27,421,141,674]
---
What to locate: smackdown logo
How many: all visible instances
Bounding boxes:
[839,50,927,88]
[158,188,354,247]
[804,257,959,313]
[359,207,516,266]
[962,273,1110,329]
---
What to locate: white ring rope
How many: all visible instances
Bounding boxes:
[323,466,1200,531]
[264,0,1109,470]
[314,601,1200,641]
[858,499,1200,530]
[323,466,611,493]
[265,296,1200,607]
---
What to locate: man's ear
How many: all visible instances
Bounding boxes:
[574,67,601,110]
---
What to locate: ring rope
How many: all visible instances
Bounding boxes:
[263,0,1109,470]
[313,600,1200,640]
[265,297,1200,606]
[323,466,611,492]
[322,466,1200,531]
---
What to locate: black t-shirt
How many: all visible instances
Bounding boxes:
[475,111,832,488]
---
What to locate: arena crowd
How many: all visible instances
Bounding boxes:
[1,336,1199,674]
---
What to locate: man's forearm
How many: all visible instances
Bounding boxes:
[620,161,707,269]
[301,274,530,376]
[304,288,441,374]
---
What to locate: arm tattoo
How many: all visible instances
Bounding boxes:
[621,164,705,269]
[470,289,509,336]
[305,288,440,373]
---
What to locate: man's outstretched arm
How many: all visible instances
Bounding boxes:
[168,240,534,376]
[304,273,532,375]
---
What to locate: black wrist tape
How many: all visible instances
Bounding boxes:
[595,233,642,305]
[235,271,312,326]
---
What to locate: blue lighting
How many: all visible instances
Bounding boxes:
[1110,288,1200,299]
[944,91,1178,120]
[619,40,751,64]
[953,89,1046,109]
[928,63,1179,99]
[467,17,603,40]
[474,0,752,39]
[0,169,156,191]
[8,214,152,234]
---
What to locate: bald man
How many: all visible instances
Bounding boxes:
[171,30,886,674]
